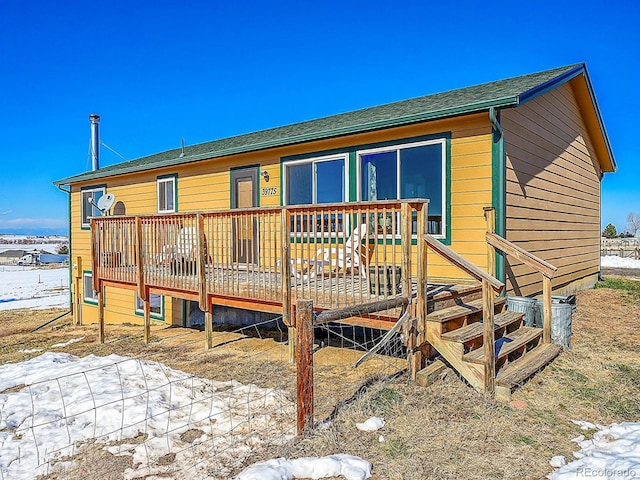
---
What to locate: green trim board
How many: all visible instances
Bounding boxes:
[491,110,506,284]
[56,64,615,188]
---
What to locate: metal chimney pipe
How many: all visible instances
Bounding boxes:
[89,114,101,171]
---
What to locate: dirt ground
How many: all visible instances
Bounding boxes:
[1,274,639,479]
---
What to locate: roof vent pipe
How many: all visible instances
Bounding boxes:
[89,114,101,171]
[179,138,185,158]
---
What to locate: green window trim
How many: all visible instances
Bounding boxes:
[80,184,107,230]
[280,132,452,245]
[82,270,104,306]
[134,293,165,321]
[157,174,178,213]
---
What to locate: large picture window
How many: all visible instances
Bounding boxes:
[81,186,106,228]
[359,139,445,236]
[284,155,346,205]
[157,175,177,213]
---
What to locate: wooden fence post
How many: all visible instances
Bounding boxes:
[135,217,146,302]
[296,299,314,435]
[204,310,213,350]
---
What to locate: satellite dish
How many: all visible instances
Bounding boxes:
[97,194,116,214]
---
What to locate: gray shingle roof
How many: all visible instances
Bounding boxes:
[55,64,585,186]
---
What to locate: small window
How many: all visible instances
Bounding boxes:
[83,272,98,304]
[81,187,106,228]
[157,176,176,213]
[135,293,163,319]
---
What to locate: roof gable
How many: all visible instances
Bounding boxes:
[55,63,615,185]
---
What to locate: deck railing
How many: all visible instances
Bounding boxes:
[91,200,430,317]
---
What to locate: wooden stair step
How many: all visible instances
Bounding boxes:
[496,343,562,387]
[425,297,506,324]
[463,326,542,364]
[441,311,524,343]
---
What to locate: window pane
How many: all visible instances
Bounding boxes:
[361,151,397,200]
[137,293,162,315]
[315,159,344,203]
[400,144,443,234]
[82,189,104,224]
[83,274,97,301]
[158,179,174,212]
[287,163,312,205]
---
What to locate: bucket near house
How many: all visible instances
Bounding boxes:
[505,296,537,327]
[369,266,402,296]
[534,295,576,349]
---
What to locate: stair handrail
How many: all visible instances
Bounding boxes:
[483,208,558,345]
[485,232,558,280]
[423,234,504,294]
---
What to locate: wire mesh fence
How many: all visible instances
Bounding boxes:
[0,307,409,480]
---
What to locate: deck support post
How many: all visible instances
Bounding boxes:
[482,279,495,396]
[415,201,428,370]
[542,276,552,343]
[97,283,105,344]
[74,255,82,326]
[401,202,416,379]
[204,309,213,350]
[296,299,314,435]
[135,217,146,301]
[143,289,151,344]
[281,208,294,363]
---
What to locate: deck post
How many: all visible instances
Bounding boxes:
[97,282,105,344]
[415,201,428,371]
[400,202,416,378]
[143,288,151,344]
[204,308,213,350]
[135,217,146,301]
[482,279,495,396]
[542,276,552,343]
[281,208,294,363]
[484,207,496,278]
[196,213,207,311]
[296,299,314,435]
[74,255,83,326]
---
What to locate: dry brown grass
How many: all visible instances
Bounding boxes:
[2,276,640,479]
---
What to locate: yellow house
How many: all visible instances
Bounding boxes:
[54,64,615,397]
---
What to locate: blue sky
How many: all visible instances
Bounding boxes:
[0,0,637,235]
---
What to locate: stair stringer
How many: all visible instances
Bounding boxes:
[426,324,485,391]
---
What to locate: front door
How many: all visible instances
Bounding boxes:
[231,167,259,264]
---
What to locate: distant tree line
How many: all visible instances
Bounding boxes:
[602,212,640,238]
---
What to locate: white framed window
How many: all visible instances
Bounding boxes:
[358,139,446,237]
[135,293,163,319]
[81,186,106,228]
[157,176,177,213]
[283,154,348,206]
[83,272,98,304]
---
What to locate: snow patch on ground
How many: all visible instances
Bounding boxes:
[548,421,640,479]
[0,266,69,310]
[0,352,295,479]
[601,255,640,269]
[235,454,372,480]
